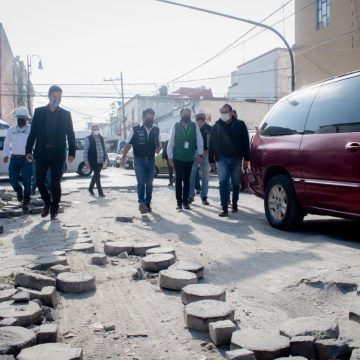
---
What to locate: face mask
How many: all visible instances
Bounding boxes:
[181,116,191,123]
[220,113,230,122]
[50,98,60,108]
[144,119,154,128]
[93,130,100,136]
[17,118,27,128]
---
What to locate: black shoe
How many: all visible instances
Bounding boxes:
[88,188,95,196]
[41,205,50,218]
[231,205,238,213]
[16,189,23,203]
[202,197,209,205]
[188,197,194,204]
[22,199,30,213]
[218,209,229,217]
[50,212,58,220]
[146,205,152,213]
[31,187,36,196]
[176,203,183,211]
[168,183,174,187]
[139,203,148,214]
[183,203,191,210]
[98,192,105,198]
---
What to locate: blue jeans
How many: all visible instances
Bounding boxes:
[189,153,210,199]
[134,157,155,205]
[216,156,241,209]
[8,157,32,200]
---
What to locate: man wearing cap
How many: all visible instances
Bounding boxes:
[3,107,32,211]
[26,85,76,220]
[188,110,212,205]
[209,104,250,217]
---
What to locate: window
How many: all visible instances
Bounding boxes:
[304,75,360,134]
[317,0,330,29]
[260,88,318,137]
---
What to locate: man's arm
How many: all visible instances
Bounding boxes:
[195,124,204,157]
[120,128,134,166]
[240,121,250,165]
[25,109,39,156]
[208,124,217,165]
[66,112,76,160]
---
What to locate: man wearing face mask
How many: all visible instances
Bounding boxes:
[26,85,76,220]
[121,108,160,214]
[209,104,250,217]
[3,107,32,212]
[167,108,204,211]
[83,124,108,197]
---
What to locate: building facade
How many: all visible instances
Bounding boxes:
[228,48,292,103]
[295,0,360,88]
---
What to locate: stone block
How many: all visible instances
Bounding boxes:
[103,242,133,256]
[30,256,68,271]
[181,284,226,305]
[36,324,58,344]
[0,326,36,356]
[0,301,42,327]
[48,264,70,275]
[16,343,83,360]
[209,320,236,347]
[351,348,360,360]
[42,306,58,322]
[159,269,197,291]
[315,339,351,360]
[133,242,160,257]
[141,254,175,272]
[169,260,204,279]
[350,302,360,323]
[91,254,108,266]
[17,286,57,308]
[0,318,20,327]
[0,289,18,302]
[67,243,95,253]
[146,247,176,256]
[231,329,290,360]
[280,316,339,340]
[290,336,315,359]
[15,271,55,291]
[56,272,95,293]
[184,300,235,332]
[225,349,257,360]
[11,292,30,303]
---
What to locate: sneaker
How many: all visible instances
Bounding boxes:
[146,203,152,212]
[231,205,238,213]
[183,203,191,210]
[218,209,229,217]
[41,204,50,218]
[98,192,106,198]
[88,188,95,196]
[22,198,30,213]
[16,189,23,203]
[202,197,209,205]
[50,212,58,220]
[188,197,194,204]
[176,203,183,211]
[139,203,148,214]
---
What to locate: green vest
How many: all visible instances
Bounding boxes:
[173,121,197,162]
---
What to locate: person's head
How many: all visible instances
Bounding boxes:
[195,109,206,128]
[48,85,62,108]
[92,124,100,136]
[142,108,155,128]
[219,104,233,123]
[180,108,192,124]
[14,106,31,128]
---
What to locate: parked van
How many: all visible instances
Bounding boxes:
[66,130,92,176]
[250,71,360,230]
[0,129,9,176]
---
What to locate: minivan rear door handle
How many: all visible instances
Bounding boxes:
[345,142,360,153]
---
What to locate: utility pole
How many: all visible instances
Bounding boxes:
[104,73,127,139]
[26,55,43,117]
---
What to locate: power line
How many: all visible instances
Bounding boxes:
[166,0,293,85]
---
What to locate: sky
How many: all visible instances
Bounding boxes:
[0,0,295,129]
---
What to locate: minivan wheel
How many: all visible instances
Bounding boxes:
[264,175,304,230]
[78,162,92,177]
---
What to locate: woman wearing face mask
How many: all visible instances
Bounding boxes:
[83,124,108,197]
[167,108,204,211]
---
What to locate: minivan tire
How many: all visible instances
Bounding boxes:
[264,175,304,230]
[78,161,92,177]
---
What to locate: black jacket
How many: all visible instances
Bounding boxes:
[87,134,106,168]
[26,106,76,162]
[208,118,250,163]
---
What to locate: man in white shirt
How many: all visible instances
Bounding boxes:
[3,107,32,211]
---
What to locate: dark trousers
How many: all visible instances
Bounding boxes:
[166,160,174,184]
[174,159,194,205]
[36,156,64,213]
[89,163,103,194]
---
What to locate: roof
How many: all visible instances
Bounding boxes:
[172,87,214,100]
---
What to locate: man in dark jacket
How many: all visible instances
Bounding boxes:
[121,108,160,214]
[26,85,76,220]
[209,104,250,217]
[84,124,108,197]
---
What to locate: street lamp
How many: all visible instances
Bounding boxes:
[26,55,43,116]
[156,0,295,92]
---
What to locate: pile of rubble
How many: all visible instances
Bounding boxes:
[101,237,360,360]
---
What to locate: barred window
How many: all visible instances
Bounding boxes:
[317,0,330,29]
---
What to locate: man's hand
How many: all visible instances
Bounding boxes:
[3,156,8,164]
[210,162,217,172]
[85,161,90,169]
[25,153,32,163]
[68,156,75,163]
[168,159,174,168]
[197,155,203,166]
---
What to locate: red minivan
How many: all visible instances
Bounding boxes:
[250,71,360,230]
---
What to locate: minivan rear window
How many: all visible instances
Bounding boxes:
[305,75,360,134]
[260,87,318,136]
